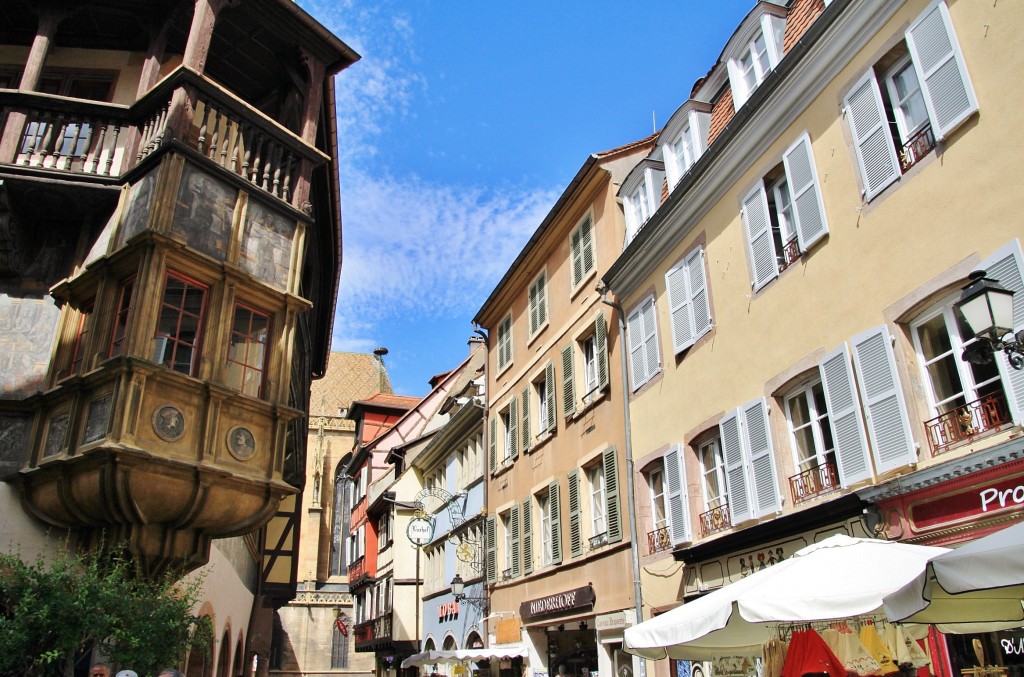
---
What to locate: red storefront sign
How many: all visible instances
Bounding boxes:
[910,471,1024,530]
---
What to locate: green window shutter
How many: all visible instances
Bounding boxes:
[521,498,533,575]
[596,312,609,390]
[508,398,519,460]
[545,362,556,432]
[571,225,584,287]
[489,416,497,474]
[561,343,576,418]
[486,515,497,583]
[549,480,562,565]
[567,469,582,558]
[538,274,546,327]
[521,385,531,452]
[604,446,622,544]
[510,505,521,579]
[529,283,539,335]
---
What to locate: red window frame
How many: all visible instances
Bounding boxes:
[153,271,208,376]
[225,303,271,397]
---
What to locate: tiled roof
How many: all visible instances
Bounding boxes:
[309,352,394,416]
[357,392,421,410]
[707,86,734,147]
[596,132,659,160]
[783,0,826,54]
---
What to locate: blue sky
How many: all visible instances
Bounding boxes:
[297,1,756,396]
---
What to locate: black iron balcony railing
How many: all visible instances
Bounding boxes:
[788,461,840,504]
[925,392,1011,455]
[1,66,328,211]
[899,124,936,173]
[588,531,608,551]
[647,525,672,555]
[698,502,731,538]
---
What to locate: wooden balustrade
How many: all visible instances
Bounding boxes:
[1,67,327,210]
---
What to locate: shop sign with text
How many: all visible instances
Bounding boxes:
[520,585,595,621]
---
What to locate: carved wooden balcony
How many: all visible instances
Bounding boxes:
[1,66,328,212]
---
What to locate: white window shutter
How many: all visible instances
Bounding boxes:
[666,259,695,354]
[741,183,778,290]
[819,343,873,486]
[641,297,661,382]
[719,409,752,524]
[688,247,712,340]
[850,326,916,473]
[664,443,692,545]
[743,398,781,517]
[520,385,530,451]
[627,305,646,390]
[980,240,1024,424]
[783,132,829,252]
[906,0,978,140]
[844,69,900,200]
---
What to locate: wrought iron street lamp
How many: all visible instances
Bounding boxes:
[956,270,1023,370]
[450,573,489,612]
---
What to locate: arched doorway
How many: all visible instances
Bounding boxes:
[217,629,231,677]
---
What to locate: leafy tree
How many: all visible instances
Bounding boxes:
[0,545,212,677]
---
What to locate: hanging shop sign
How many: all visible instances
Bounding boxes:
[407,517,434,546]
[909,470,1024,531]
[520,584,595,621]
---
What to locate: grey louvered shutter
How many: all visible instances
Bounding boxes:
[561,343,576,417]
[980,240,1024,424]
[545,362,556,431]
[819,344,873,486]
[689,247,712,341]
[508,398,519,460]
[529,282,539,335]
[521,385,531,452]
[906,0,978,140]
[663,444,691,545]
[549,480,562,564]
[603,446,622,544]
[567,469,583,558]
[521,497,533,575]
[489,416,497,474]
[743,398,781,517]
[844,69,900,200]
[595,313,609,390]
[509,504,521,578]
[581,217,595,276]
[720,408,752,524]
[571,224,584,287]
[666,258,695,354]
[850,326,916,474]
[486,515,497,583]
[641,298,660,383]
[741,183,777,290]
[783,132,829,252]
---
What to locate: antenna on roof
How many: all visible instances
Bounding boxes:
[652,110,657,134]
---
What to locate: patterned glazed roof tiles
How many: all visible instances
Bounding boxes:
[309,352,394,416]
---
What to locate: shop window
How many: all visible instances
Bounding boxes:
[226,304,270,397]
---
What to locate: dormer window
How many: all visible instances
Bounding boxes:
[619,159,665,245]
[724,5,786,110]
[660,101,713,191]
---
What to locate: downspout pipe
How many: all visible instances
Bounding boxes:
[599,286,646,677]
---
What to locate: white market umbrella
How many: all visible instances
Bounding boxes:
[624,534,949,660]
[883,521,1024,633]
[401,646,528,669]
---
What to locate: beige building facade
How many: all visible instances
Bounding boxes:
[602,0,1024,676]
[473,138,655,677]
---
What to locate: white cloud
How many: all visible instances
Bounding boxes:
[301,0,559,357]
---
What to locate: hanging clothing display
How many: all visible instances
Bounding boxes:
[780,629,845,677]
[859,623,899,675]
[763,635,788,677]
[883,624,930,670]
[821,624,881,676]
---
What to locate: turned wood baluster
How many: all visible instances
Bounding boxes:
[271,144,284,197]
[40,114,62,169]
[208,105,222,161]
[261,141,276,190]
[103,124,120,175]
[88,122,108,174]
[281,152,295,203]
[250,133,265,184]
[152,102,170,151]
[197,99,211,153]
[137,115,154,162]
[219,113,233,168]
[240,122,252,177]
